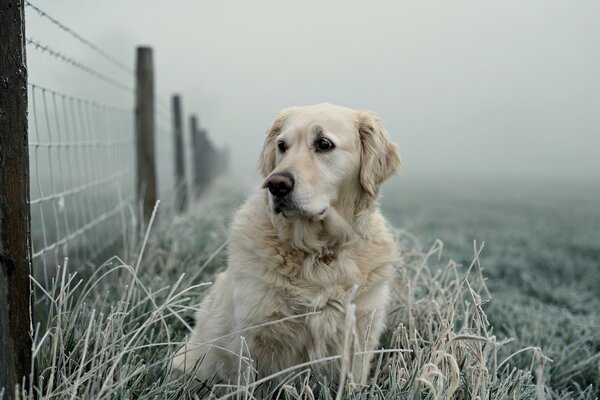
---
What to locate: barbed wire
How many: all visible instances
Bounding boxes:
[25,0,134,75]
[25,1,173,119]
[26,38,134,93]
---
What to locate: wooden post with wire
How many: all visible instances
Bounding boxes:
[0,0,33,396]
[135,46,157,226]
[171,95,187,213]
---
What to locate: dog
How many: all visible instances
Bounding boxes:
[172,103,401,386]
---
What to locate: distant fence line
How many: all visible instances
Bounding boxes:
[0,1,227,396]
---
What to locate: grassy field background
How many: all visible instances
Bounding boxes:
[23,177,600,399]
[382,177,600,398]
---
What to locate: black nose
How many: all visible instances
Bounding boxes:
[268,173,294,197]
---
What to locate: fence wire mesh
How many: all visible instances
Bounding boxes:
[23,1,223,288]
[28,84,137,286]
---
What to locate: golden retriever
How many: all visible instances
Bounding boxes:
[172,103,401,386]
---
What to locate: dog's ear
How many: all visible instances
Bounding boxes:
[258,114,287,177]
[357,110,401,198]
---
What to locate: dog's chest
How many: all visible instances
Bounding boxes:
[268,246,365,312]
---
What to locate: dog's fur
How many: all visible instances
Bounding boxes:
[172,103,401,384]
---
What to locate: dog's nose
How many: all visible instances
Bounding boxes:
[267,173,294,197]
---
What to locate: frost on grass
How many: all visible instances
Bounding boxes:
[20,187,575,400]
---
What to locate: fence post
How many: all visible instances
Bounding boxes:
[0,0,33,396]
[135,47,157,226]
[202,129,214,188]
[171,95,187,213]
[189,115,201,199]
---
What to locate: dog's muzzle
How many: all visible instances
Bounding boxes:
[264,172,326,219]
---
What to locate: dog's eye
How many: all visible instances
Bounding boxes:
[315,137,335,152]
[277,141,287,153]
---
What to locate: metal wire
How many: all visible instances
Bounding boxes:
[23,4,222,286]
[26,38,134,93]
[25,0,134,75]
[28,83,136,286]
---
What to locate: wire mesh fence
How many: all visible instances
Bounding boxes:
[20,2,225,288]
[28,84,136,286]
[2,0,228,392]
[24,1,139,286]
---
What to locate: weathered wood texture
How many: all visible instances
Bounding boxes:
[135,47,157,225]
[171,95,187,213]
[0,0,33,396]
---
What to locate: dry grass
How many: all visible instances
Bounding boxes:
[6,183,596,399]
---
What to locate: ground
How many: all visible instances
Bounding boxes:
[27,178,600,399]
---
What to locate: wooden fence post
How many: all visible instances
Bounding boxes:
[171,95,187,213]
[0,0,33,396]
[135,47,157,226]
[189,115,201,199]
[201,128,214,188]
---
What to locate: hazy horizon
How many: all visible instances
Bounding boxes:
[25,0,600,185]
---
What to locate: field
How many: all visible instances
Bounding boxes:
[382,177,600,398]
[25,178,600,399]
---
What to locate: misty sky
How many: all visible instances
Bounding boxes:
[26,0,600,184]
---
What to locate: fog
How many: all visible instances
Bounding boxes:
[26,0,600,185]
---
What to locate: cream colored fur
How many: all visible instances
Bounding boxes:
[172,103,401,385]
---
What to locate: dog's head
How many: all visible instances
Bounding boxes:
[259,103,401,220]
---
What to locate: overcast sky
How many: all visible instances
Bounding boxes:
[26,0,600,184]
